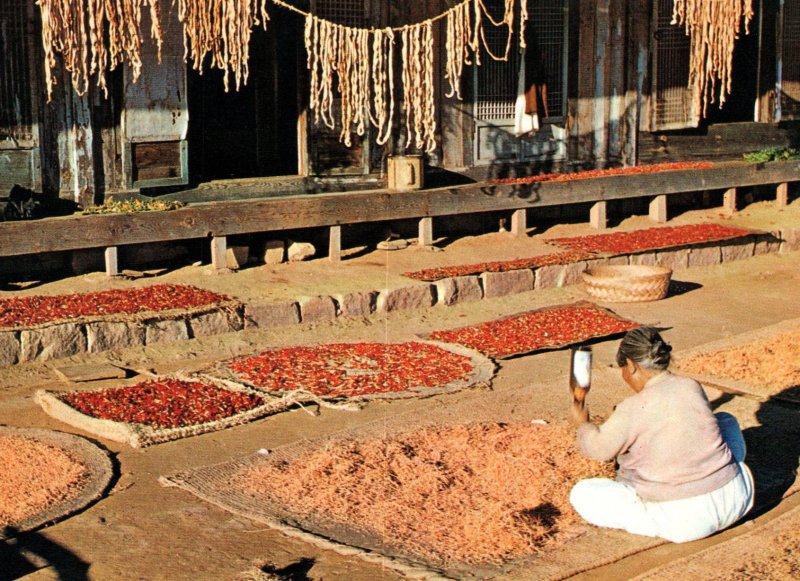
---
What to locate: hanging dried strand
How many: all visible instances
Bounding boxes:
[519,0,528,50]
[445,1,476,99]
[477,0,515,62]
[672,0,753,116]
[177,0,269,92]
[370,28,396,145]
[38,0,163,100]
[401,22,437,154]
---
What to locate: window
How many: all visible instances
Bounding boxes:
[473,0,569,163]
[779,0,800,120]
[0,0,34,143]
[650,0,698,130]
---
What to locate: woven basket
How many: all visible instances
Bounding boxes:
[582,265,672,303]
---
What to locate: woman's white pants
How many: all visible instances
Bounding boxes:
[569,412,755,543]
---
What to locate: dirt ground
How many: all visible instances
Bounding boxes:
[1,200,800,580]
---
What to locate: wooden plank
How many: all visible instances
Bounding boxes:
[329,225,342,262]
[1,161,800,258]
[649,195,668,223]
[777,182,789,207]
[723,187,738,213]
[510,209,527,237]
[419,217,433,247]
[211,236,227,271]
[590,201,608,229]
[104,246,119,277]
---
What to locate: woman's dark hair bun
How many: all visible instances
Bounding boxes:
[617,327,672,370]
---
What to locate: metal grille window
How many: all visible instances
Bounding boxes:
[0,0,34,142]
[651,0,696,130]
[315,0,366,26]
[780,1,800,119]
[476,0,568,121]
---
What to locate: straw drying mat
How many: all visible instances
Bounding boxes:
[631,497,800,580]
[0,426,112,539]
[674,318,800,404]
[161,406,675,581]
[35,375,321,449]
[202,340,496,402]
[423,302,639,360]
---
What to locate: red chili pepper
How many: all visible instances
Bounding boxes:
[227,342,475,398]
[430,305,637,359]
[0,285,231,328]
[403,250,594,282]
[489,162,715,186]
[547,223,754,255]
[62,379,262,428]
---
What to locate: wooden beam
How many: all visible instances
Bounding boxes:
[590,201,608,229]
[777,182,789,207]
[2,161,800,258]
[723,187,738,214]
[419,217,433,247]
[649,195,668,223]
[510,209,527,237]
[211,236,227,271]
[329,225,341,262]
[104,246,119,277]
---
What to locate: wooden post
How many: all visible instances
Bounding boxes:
[590,201,608,229]
[510,209,527,237]
[419,217,433,247]
[104,246,119,277]
[211,236,227,271]
[649,195,668,223]
[329,225,342,262]
[777,182,789,207]
[723,188,737,214]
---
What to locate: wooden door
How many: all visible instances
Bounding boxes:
[122,7,188,189]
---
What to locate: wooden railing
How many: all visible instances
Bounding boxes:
[0,160,795,275]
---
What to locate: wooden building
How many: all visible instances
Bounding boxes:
[2,0,799,208]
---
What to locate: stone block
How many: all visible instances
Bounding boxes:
[20,324,86,363]
[225,245,250,270]
[262,240,285,265]
[560,261,588,287]
[435,276,483,306]
[299,296,338,323]
[335,292,377,318]
[753,232,782,256]
[287,240,316,262]
[188,309,245,338]
[0,331,20,366]
[688,245,721,268]
[534,264,563,289]
[655,249,689,271]
[720,238,755,262]
[630,252,657,266]
[245,301,301,328]
[481,269,534,298]
[86,321,146,353]
[606,255,630,266]
[780,228,800,253]
[376,285,435,313]
[145,318,189,345]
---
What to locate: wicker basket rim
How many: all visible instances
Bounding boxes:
[584,265,672,280]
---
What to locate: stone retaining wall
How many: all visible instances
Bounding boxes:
[0,306,245,367]
[243,230,797,330]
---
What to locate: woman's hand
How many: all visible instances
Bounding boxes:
[570,398,589,426]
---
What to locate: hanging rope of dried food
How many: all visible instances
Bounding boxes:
[672,0,754,116]
[38,0,163,100]
[176,0,269,92]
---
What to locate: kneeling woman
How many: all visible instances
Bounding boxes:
[569,327,754,543]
